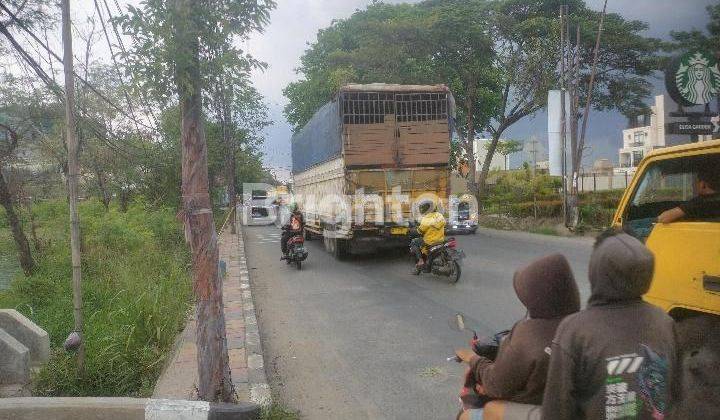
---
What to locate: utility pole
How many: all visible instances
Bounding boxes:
[559,4,569,227]
[526,136,539,178]
[526,136,540,219]
[61,0,85,370]
[578,0,608,169]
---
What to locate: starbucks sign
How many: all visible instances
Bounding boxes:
[666,50,720,107]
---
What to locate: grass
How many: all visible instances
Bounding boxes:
[0,227,21,291]
[0,198,192,397]
[261,403,300,420]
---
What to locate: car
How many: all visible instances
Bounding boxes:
[446,205,478,234]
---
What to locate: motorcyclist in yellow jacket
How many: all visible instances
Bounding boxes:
[411,201,446,274]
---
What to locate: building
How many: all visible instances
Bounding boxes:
[473,138,510,173]
[591,159,614,176]
[535,160,550,172]
[616,95,666,175]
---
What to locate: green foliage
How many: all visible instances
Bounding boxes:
[670,4,720,55]
[116,0,277,206]
[0,0,55,57]
[283,2,432,131]
[284,0,661,196]
[117,0,275,105]
[485,170,561,205]
[0,199,191,397]
[483,170,622,229]
[140,105,273,207]
[494,140,523,158]
[0,223,21,291]
[261,404,300,420]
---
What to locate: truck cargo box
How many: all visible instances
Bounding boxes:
[292,84,454,174]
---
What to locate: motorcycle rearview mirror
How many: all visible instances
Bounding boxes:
[449,312,475,334]
[449,312,478,339]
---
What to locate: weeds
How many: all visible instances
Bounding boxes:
[0,199,192,397]
[261,403,300,420]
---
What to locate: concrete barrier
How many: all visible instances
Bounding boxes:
[0,328,29,385]
[0,398,261,420]
[0,309,50,366]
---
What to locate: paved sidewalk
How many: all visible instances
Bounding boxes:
[154,214,269,405]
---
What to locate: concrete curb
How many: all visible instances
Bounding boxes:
[233,211,271,406]
[0,398,260,420]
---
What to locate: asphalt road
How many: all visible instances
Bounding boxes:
[244,226,594,420]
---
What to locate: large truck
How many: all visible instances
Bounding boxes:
[291,84,455,258]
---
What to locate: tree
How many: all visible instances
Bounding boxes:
[419,0,501,198]
[283,0,662,205]
[283,0,501,200]
[0,123,35,276]
[670,4,720,55]
[118,0,275,402]
[0,1,54,40]
[283,2,433,131]
[492,139,523,170]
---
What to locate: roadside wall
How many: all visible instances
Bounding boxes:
[578,173,632,192]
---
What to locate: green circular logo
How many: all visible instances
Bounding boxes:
[674,51,720,106]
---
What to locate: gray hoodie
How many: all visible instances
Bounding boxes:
[541,233,678,420]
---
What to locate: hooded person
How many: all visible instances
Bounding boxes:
[280,203,304,258]
[455,253,581,419]
[541,231,678,420]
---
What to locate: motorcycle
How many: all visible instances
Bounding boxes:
[282,229,308,270]
[411,236,465,283]
[449,314,527,419]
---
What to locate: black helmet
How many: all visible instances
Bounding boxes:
[418,199,436,215]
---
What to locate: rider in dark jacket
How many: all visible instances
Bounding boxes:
[281,205,304,258]
[455,253,581,419]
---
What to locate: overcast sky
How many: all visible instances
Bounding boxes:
[244,0,717,180]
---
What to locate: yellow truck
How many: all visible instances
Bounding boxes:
[612,139,720,321]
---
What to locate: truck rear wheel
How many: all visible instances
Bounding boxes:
[334,238,350,260]
[323,228,350,260]
[323,228,335,254]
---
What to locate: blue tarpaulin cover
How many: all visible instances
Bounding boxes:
[291,100,342,174]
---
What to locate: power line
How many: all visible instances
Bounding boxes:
[0,2,157,132]
[91,0,143,134]
[5,20,147,159]
[2,26,168,170]
[103,0,161,129]
[0,21,62,97]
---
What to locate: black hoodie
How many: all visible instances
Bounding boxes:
[541,233,678,420]
[469,253,580,404]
